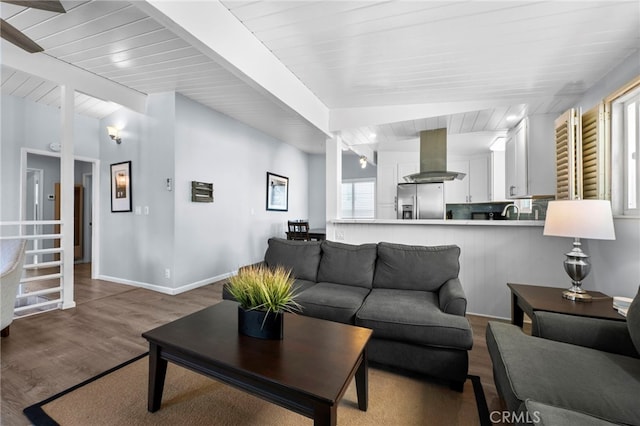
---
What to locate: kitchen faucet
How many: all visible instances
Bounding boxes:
[502,203,520,220]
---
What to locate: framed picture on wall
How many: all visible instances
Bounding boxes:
[266,172,288,211]
[111,161,132,212]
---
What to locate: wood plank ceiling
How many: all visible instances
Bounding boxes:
[1,0,639,155]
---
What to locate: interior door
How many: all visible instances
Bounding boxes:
[54,183,84,260]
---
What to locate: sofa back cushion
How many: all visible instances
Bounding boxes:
[627,286,640,354]
[373,242,460,291]
[264,238,322,282]
[317,241,378,288]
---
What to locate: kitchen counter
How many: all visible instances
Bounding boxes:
[332,219,544,227]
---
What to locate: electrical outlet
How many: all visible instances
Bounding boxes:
[165,268,171,279]
[335,230,345,241]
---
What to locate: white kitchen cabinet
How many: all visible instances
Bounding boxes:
[445,160,469,203]
[504,115,556,198]
[527,114,556,196]
[491,150,507,200]
[469,156,489,202]
[376,165,397,219]
[505,118,528,198]
[445,156,489,203]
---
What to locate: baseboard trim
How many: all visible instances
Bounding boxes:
[95,271,236,295]
[466,311,511,321]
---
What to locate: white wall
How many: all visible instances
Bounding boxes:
[578,50,640,111]
[1,94,99,224]
[307,153,326,229]
[2,91,317,294]
[342,151,377,179]
[172,94,310,289]
[574,49,640,300]
[98,94,161,287]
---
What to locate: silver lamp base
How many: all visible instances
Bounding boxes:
[562,286,593,301]
[562,238,592,303]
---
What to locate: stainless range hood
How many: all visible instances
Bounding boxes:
[403,128,466,183]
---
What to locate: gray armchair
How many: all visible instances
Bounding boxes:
[486,287,640,425]
[1,239,27,337]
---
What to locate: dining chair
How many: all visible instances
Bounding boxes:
[287,221,310,241]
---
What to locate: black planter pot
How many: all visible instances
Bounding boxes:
[237,306,283,340]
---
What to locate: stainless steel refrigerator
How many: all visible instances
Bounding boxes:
[397,183,445,219]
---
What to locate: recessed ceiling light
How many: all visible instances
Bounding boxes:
[369,132,377,139]
[506,115,519,122]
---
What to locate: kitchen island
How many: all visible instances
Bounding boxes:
[327,218,636,319]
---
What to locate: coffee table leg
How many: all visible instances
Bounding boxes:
[148,343,168,412]
[355,349,368,411]
[313,404,337,426]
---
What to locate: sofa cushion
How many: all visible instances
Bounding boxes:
[295,282,370,324]
[373,243,460,291]
[317,241,377,288]
[264,238,321,282]
[486,321,640,425]
[355,289,473,350]
[525,400,621,426]
[291,279,316,295]
[627,286,640,354]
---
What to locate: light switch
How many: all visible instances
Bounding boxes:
[144,206,150,215]
[135,206,142,215]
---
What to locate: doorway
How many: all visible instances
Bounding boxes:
[25,168,44,264]
[54,183,84,261]
[22,150,99,279]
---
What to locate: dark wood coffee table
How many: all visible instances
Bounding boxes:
[508,283,626,327]
[142,300,372,425]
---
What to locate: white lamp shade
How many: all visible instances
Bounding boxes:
[543,200,615,240]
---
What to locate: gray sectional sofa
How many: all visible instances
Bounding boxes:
[486,287,640,425]
[224,238,474,390]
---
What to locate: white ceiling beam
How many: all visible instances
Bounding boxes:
[137,0,331,136]
[330,99,536,131]
[1,41,147,114]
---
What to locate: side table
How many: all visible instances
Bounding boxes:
[507,283,626,328]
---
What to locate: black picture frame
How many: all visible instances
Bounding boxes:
[110,161,132,212]
[266,172,289,211]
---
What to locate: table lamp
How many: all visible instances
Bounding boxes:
[543,200,616,301]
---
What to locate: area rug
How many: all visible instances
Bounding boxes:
[24,353,490,426]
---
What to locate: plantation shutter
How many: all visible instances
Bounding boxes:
[555,109,580,200]
[581,103,608,199]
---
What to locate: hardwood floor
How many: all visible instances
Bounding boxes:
[1,264,507,425]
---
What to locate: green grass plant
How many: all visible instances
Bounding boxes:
[227,264,301,315]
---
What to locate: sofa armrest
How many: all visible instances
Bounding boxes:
[533,311,639,358]
[238,261,266,273]
[438,278,467,316]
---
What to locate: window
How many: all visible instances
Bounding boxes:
[609,77,640,216]
[341,179,375,218]
[623,95,638,211]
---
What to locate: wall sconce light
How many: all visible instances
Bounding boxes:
[107,126,122,144]
[359,155,367,169]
